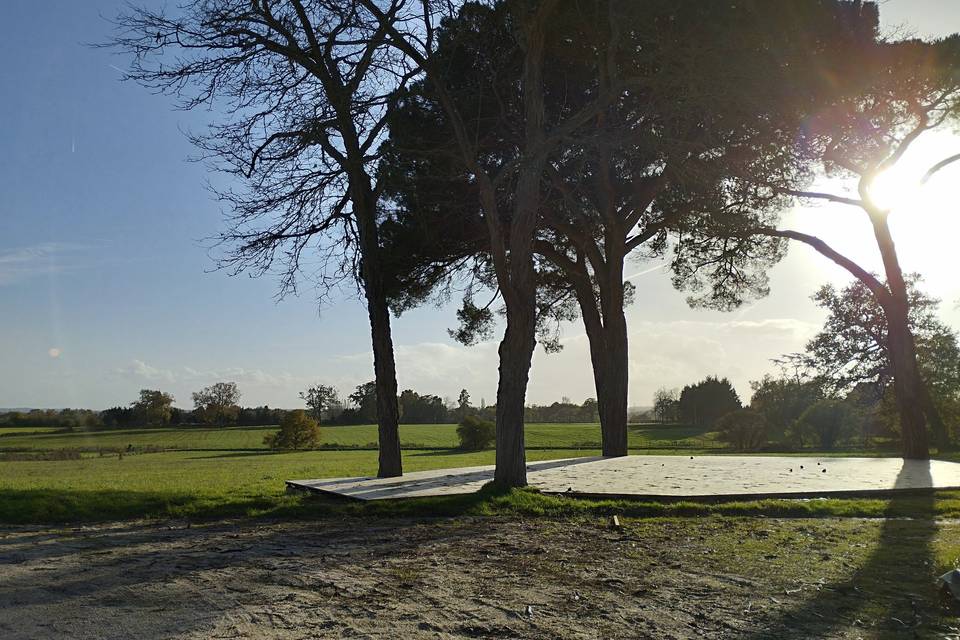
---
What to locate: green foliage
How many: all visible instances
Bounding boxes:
[524,399,600,423]
[456,416,496,451]
[192,382,241,426]
[792,400,857,450]
[0,408,102,430]
[448,297,495,347]
[716,409,768,451]
[300,384,340,423]
[398,389,448,424]
[749,375,824,441]
[798,277,960,443]
[236,406,287,427]
[916,322,960,440]
[804,276,957,394]
[678,377,742,427]
[263,410,322,451]
[450,388,475,423]
[132,389,175,426]
[348,381,378,424]
[378,0,877,324]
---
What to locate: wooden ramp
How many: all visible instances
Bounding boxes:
[287,455,960,501]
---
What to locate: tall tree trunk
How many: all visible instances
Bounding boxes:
[494,294,536,488]
[569,261,628,457]
[886,308,930,459]
[597,256,629,456]
[871,213,930,459]
[353,179,402,478]
[579,302,629,456]
[599,307,629,456]
[489,3,555,488]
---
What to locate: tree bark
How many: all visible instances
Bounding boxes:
[871,213,931,459]
[886,307,930,459]
[493,296,536,487]
[564,254,628,456]
[599,307,629,456]
[488,3,557,488]
[579,294,614,451]
[352,178,403,478]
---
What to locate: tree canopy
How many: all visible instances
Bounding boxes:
[678,376,742,428]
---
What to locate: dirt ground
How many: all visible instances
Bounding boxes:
[2,515,959,639]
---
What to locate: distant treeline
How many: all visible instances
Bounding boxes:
[0,406,289,430]
[0,384,603,431]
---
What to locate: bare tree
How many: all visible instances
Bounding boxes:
[652,388,679,424]
[108,0,420,476]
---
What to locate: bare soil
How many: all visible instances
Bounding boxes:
[1,515,958,639]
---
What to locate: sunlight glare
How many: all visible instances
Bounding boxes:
[792,131,960,308]
[867,166,919,213]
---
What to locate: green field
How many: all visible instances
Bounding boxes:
[0,422,717,523]
[0,426,59,436]
[0,421,940,525]
[0,421,720,452]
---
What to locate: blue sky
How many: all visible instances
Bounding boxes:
[2,0,959,410]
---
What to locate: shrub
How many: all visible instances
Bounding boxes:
[792,399,856,450]
[263,410,322,450]
[456,415,496,451]
[716,409,768,451]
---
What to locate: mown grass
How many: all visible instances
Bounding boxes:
[2,443,960,525]
[0,447,588,523]
[0,421,952,526]
[0,426,60,436]
[0,421,720,452]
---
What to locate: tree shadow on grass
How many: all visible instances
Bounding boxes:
[289,455,606,502]
[406,447,601,458]
[191,450,314,459]
[406,447,494,458]
[0,488,287,527]
[740,460,945,638]
[0,481,526,530]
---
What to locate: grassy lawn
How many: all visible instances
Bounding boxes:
[0,421,720,524]
[0,426,60,436]
[5,445,960,524]
[0,447,610,523]
[0,421,952,526]
[0,421,721,452]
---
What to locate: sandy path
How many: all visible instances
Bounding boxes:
[0,516,956,639]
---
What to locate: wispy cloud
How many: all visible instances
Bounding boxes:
[114,316,821,408]
[118,360,301,388]
[327,316,821,406]
[0,242,93,285]
[118,360,177,384]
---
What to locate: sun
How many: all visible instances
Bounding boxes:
[866,132,960,297]
[789,131,960,304]
[867,166,918,213]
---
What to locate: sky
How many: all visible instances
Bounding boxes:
[1,0,959,411]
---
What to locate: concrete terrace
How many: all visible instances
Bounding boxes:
[287,455,960,501]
